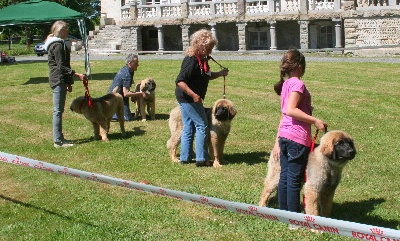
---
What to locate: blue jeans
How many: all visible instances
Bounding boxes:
[278,137,310,213]
[112,97,133,121]
[52,84,67,143]
[178,102,209,162]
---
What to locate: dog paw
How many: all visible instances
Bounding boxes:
[141,119,147,122]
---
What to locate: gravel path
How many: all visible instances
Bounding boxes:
[16,52,400,63]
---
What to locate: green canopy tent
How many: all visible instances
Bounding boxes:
[0,0,84,26]
[0,0,90,76]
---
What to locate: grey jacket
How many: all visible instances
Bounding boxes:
[44,37,75,88]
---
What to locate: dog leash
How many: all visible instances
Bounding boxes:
[82,78,92,108]
[303,128,326,210]
[208,56,228,99]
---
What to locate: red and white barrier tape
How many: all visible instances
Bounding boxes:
[1,151,399,240]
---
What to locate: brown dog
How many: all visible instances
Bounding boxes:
[133,77,156,122]
[70,87,126,141]
[259,130,356,218]
[167,98,237,168]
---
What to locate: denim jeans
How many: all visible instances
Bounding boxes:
[178,102,209,162]
[112,97,133,121]
[123,97,133,121]
[278,137,310,213]
[52,83,67,143]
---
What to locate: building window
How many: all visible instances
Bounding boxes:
[319,26,333,48]
[249,31,268,50]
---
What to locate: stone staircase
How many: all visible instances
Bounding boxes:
[88,24,123,52]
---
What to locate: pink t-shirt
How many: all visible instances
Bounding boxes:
[278,77,312,147]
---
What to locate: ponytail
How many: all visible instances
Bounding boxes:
[274,76,284,96]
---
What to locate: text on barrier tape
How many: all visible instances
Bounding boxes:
[1,151,399,240]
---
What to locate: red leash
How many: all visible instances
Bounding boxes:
[303,129,319,210]
[82,79,92,108]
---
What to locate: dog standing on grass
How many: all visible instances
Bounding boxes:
[133,77,156,122]
[259,130,356,218]
[167,98,237,168]
[70,87,126,141]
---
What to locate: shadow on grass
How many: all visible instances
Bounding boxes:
[332,198,398,229]
[224,151,269,166]
[23,73,116,85]
[72,127,146,144]
[0,194,99,228]
[132,113,169,121]
[262,197,397,229]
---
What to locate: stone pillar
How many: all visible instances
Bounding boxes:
[298,20,310,50]
[299,0,308,14]
[180,0,189,18]
[156,25,164,52]
[209,23,218,50]
[132,26,142,51]
[269,0,277,13]
[333,18,343,48]
[181,24,190,51]
[237,0,245,21]
[129,1,138,21]
[269,21,277,50]
[236,22,247,51]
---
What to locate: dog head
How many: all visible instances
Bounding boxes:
[320,130,357,163]
[213,99,237,121]
[70,96,87,114]
[136,77,156,95]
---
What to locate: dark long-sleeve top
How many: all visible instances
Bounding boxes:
[45,37,75,88]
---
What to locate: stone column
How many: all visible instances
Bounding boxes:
[181,24,190,51]
[298,20,310,50]
[131,26,142,51]
[209,23,218,50]
[269,21,277,50]
[129,1,138,21]
[180,0,189,18]
[237,0,245,21]
[156,25,164,52]
[236,22,247,51]
[333,18,343,48]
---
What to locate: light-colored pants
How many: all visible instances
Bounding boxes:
[52,83,67,143]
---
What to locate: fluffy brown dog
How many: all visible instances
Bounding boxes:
[167,98,237,168]
[70,87,126,141]
[259,130,356,218]
[133,77,156,122]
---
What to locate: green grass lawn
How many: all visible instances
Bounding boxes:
[0,56,399,240]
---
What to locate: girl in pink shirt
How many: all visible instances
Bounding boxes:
[273,49,327,217]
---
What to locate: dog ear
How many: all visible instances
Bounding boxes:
[320,134,335,157]
[228,104,237,119]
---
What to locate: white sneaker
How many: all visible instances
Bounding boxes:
[54,142,74,148]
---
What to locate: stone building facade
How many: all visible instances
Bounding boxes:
[91,0,400,55]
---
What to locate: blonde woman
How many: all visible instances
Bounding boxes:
[44,20,87,148]
[174,29,229,167]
